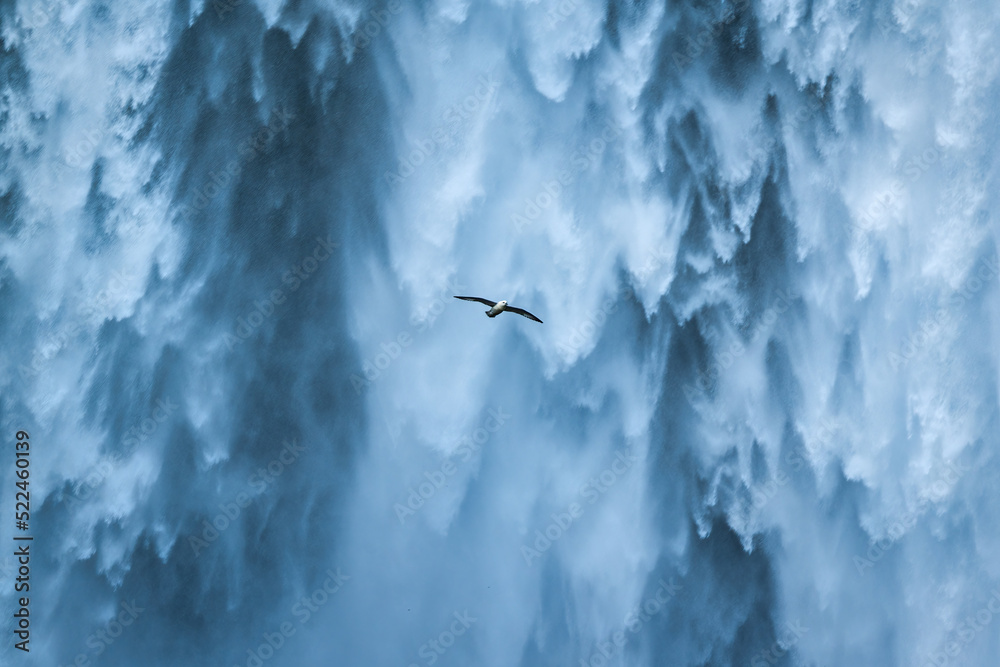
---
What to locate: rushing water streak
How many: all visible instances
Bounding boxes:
[1,0,998,665]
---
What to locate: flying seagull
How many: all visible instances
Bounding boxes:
[453,296,543,323]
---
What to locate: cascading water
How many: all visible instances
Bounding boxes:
[1,0,998,665]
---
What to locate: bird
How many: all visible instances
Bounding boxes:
[453,296,543,323]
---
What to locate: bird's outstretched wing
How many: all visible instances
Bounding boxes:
[506,306,543,323]
[454,296,497,307]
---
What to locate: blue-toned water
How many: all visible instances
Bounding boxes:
[1,0,998,665]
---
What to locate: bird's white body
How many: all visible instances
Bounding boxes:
[453,295,542,323]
